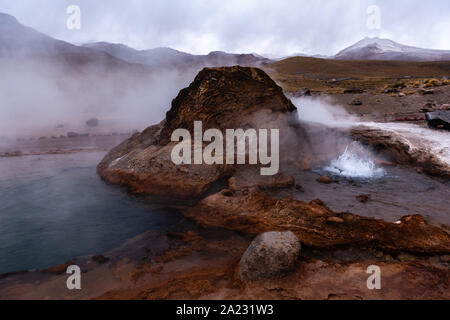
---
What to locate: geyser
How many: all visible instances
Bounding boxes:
[324,142,385,179]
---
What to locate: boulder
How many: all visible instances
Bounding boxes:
[238,231,301,281]
[97,66,298,198]
[425,110,450,130]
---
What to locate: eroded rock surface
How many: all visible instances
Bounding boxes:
[188,188,450,254]
[351,124,450,177]
[97,66,297,198]
[228,167,295,190]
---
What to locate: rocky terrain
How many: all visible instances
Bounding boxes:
[1,66,449,300]
[95,66,450,300]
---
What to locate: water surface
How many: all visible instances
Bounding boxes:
[0,151,182,274]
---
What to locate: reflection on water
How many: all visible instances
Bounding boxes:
[0,152,183,274]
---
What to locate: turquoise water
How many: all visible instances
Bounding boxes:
[0,151,183,274]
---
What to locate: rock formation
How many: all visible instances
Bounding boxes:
[188,188,450,254]
[98,66,450,257]
[351,125,450,177]
[97,66,298,198]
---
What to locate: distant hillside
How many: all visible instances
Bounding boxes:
[267,56,450,92]
[0,12,149,74]
[83,42,270,69]
[334,37,450,61]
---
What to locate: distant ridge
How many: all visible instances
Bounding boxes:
[0,12,147,72]
[83,42,270,69]
[2,12,449,65]
[0,11,268,71]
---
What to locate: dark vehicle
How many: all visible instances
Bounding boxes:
[425,110,450,130]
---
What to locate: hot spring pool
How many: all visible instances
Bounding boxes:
[0,151,183,274]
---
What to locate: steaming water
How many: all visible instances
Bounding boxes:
[294,97,450,175]
[324,143,385,179]
[0,152,183,274]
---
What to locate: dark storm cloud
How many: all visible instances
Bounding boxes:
[0,0,449,55]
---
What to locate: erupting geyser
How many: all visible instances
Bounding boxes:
[324,142,385,179]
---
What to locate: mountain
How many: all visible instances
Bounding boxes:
[0,12,149,73]
[335,37,450,61]
[82,42,196,68]
[83,42,269,69]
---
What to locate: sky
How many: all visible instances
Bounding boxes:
[0,0,449,56]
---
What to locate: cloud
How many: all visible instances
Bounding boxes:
[0,0,448,56]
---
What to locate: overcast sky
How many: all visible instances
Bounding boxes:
[0,0,449,56]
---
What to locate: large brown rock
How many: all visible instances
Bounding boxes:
[158,66,297,145]
[97,66,297,198]
[187,188,450,254]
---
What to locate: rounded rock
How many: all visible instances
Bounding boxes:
[238,231,301,282]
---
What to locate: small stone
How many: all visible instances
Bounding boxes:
[384,254,393,262]
[295,184,304,192]
[297,87,311,96]
[376,251,384,258]
[327,216,344,224]
[397,252,415,262]
[220,189,234,197]
[92,254,109,264]
[357,194,370,203]
[317,176,333,184]
[419,89,434,95]
[349,98,363,106]
[440,255,450,263]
